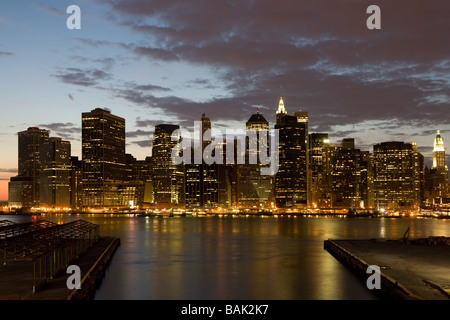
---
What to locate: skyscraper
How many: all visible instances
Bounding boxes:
[276,97,287,124]
[425,130,448,205]
[237,111,273,209]
[275,99,309,209]
[185,114,224,211]
[433,130,446,170]
[331,139,371,209]
[152,124,185,208]
[309,133,331,208]
[39,137,72,208]
[373,141,423,211]
[9,127,50,208]
[81,108,126,209]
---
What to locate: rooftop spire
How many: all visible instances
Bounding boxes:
[276,97,286,115]
[434,129,444,152]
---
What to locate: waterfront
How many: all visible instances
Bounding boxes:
[2,214,450,300]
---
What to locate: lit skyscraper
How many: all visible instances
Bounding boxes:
[309,133,331,207]
[433,130,446,170]
[275,99,309,209]
[276,97,287,124]
[373,141,423,211]
[8,127,50,208]
[152,124,185,208]
[81,108,126,209]
[425,130,448,205]
[39,137,72,208]
[331,139,371,209]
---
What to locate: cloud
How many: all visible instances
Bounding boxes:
[132,140,153,148]
[0,168,17,181]
[0,51,14,57]
[38,0,448,155]
[53,68,113,87]
[37,123,80,140]
[135,119,159,128]
[36,4,65,17]
[100,1,449,135]
[131,45,180,62]
[126,129,153,138]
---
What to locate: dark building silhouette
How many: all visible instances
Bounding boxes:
[151,124,185,208]
[8,176,33,209]
[70,156,83,211]
[331,139,372,209]
[8,127,50,209]
[275,98,309,208]
[237,111,273,209]
[185,114,223,211]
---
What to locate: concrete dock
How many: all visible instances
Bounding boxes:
[0,237,120,300]
[324,237,450,300]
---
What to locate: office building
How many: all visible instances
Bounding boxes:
[39,137,72,208]
[331,139,371,209]
[425,130,448,205]
[81,108,126,209]
[151,124,185,208]
[185,114,226,211]
[373,141,423,211]
[8,127,50,208]
[309,133,332,208]
[237,111,273,209]
[275,98,309,208]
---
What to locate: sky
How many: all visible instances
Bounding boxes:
[0,0,449,201]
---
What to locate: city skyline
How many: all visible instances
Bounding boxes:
[1,0,450,200]
[4,106,447,210]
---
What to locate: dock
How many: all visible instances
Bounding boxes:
[0,219,120,300]
[324,237,450,300]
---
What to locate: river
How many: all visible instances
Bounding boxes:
[3,214,450,300]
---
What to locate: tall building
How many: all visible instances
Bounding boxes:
[237,111,273,209]
[373,141,423,211]
[152,124,185,208]
[432,130,446,170]
[276,97,287,124]
[81,108,126,209]
[275,99,309,209]
[425,130,448,205]
[309,133,331,208]
[331,139,371,209]
[39,137,72,208]
[8,127,50,208]
[70,156,83,211]
[8,176,33,209]
[185,114,225,211]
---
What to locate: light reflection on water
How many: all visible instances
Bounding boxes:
[2,215,449,300]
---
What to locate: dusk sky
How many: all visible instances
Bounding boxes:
[1,0,449,200]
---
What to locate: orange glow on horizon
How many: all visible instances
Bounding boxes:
[0,180,8,201]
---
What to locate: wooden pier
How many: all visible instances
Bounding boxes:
[324,237,450,300]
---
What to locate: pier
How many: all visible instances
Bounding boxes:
[324,237,450,300]
[0,219,120,300]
